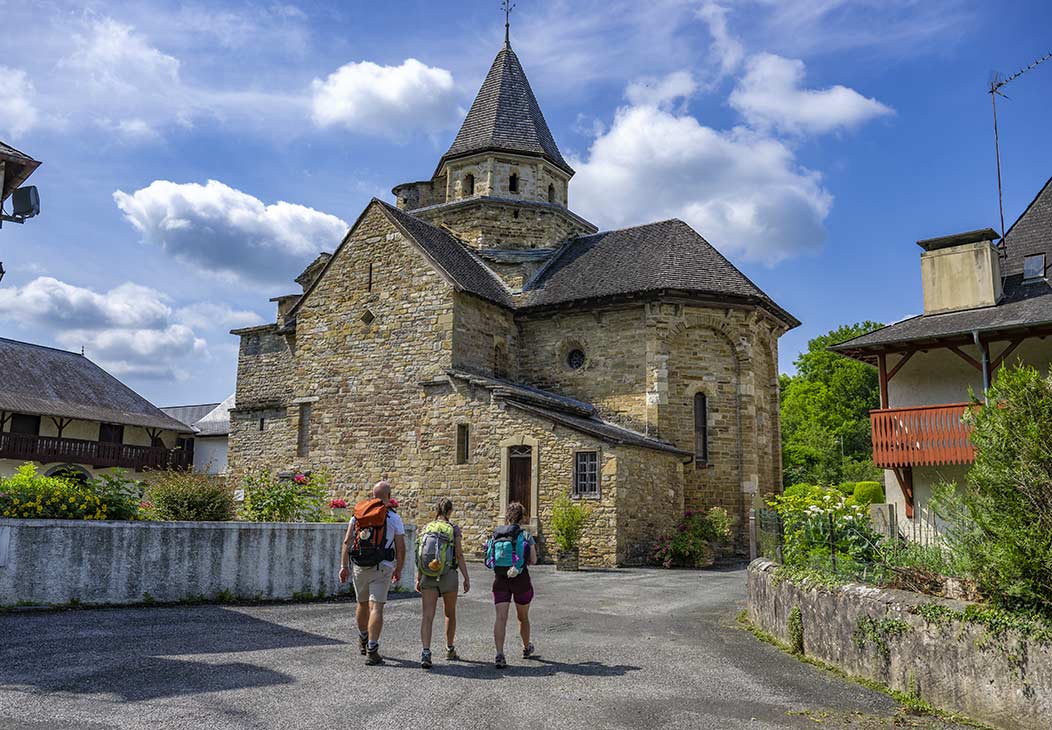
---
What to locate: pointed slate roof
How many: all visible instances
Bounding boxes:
[437,45,572,176]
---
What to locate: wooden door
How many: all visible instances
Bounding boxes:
[508,446,532,518]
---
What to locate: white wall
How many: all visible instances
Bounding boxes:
[193,436,229,475]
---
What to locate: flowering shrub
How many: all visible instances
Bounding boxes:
[240,469,330,522]
[87,470,142,520]
[767,485,880,574]
[653,507,733,568]
[0,463,109,520]
[328,498,348,510]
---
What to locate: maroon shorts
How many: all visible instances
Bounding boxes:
[492,569,534,605]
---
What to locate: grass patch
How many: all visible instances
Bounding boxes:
[736,610,990,729]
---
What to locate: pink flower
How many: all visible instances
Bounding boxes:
[293,474,308,485]
[329,498,347,509]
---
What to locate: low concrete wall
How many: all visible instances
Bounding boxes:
[747,559,1052,730]
[0,519,416,607]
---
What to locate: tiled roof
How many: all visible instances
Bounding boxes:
[0,338,191,432]
[161,403,221,429]
[161,395,233,436]
[833,177,1052,354]
[520,219,799,326]
[0,139,41,202]
[437,46,572,175]
[447,370,690,456]
[376,200,514,307]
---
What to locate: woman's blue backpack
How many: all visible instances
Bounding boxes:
[485,524,526,575]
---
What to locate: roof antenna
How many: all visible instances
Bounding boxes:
[988,50,1052,251]
[502,0,515,48]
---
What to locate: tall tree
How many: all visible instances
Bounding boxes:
[780,322,884,486]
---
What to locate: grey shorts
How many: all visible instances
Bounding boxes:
[419,569,459,595]
[352,564,394,604]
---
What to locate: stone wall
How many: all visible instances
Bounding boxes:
[415,198,590,250]
[444,153,569,206]
[452,294,518,379]
[615,446,685,565]
[747,559,1052,730]
[517,304,648,431]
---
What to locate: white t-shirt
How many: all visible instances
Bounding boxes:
[350,510,406,570]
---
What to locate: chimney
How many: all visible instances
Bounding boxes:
[917,228,1002,315]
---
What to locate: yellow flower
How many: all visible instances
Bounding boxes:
[68,497,75,503]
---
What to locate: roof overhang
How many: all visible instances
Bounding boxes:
[0,144,41,202]
[831,319,1052,365]
[434,147,574,179]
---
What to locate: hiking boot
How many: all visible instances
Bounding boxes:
[522,642,535,659]
[358,635,368,656]
[420,649,432,669]
[494,653,507,669]
[365,646,383,666]
[446,646,459,661]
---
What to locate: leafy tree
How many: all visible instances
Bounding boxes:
[780,322,884,486]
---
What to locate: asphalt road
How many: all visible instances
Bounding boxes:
[0,565,965,730]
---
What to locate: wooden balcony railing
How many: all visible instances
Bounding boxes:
[871,403,975,468]
[0,432,192,472]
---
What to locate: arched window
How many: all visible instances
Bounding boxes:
[463,173,474,197]
[509,173,519,193]
[548,183,556,203]
[694,392,709,467]
[493,342,509,379]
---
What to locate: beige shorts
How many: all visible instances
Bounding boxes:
[352,564,394,604]
[419,569,459,595]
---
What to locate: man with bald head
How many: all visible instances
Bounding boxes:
[340,480,406,665]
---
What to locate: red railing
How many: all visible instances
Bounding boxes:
[0,432,192,472]
[870,403,974,468]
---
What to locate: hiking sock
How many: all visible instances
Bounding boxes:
[367,640,379,652]
[358,630,368,640]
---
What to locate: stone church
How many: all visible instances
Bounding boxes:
[230,39,798,566]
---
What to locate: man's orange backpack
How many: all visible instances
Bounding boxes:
[350,498,391,567]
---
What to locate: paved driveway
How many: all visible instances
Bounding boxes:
[0,566,960,729]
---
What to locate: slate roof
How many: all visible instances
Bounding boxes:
[193,394,234,436]
[437,45,572,176]
[0,338,191,432]
[161,403,220,430]
[377,200,514,307]
[519,219,799,326]
[0,139,41,202]
[833,177,1052,356]
[447,370,690,456]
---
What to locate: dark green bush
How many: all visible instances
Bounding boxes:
[144,471,235,521]
[934,364,1052,616]
[851,481,884,506]
[88,470,143,520]
[835,481,857,497]
[652,507,732,568]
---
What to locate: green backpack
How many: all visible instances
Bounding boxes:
[418,521,456,577]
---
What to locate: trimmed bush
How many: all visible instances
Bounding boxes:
[851,481,884,506]
[145,471,235,521]
[550,495,591,553]
[836,481,857,497]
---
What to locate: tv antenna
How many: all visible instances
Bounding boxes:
[989,50,1052,247]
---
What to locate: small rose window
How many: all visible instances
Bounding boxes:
[566,349,586,370]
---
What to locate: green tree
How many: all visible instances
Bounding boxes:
[780,322,883,486]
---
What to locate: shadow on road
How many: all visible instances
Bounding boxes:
[377,656,640,680]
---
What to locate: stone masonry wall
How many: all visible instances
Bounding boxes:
[452,294,518,379]
[415,199,589,251]
[444,154,569,206]
[229,326,296,475]
[615,446,685,565]
[516,304,648,431]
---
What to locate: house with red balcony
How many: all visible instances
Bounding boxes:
[831,177,1052,534]
[0,337,193,480]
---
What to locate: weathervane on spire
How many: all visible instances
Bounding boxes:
[502,0,515,48]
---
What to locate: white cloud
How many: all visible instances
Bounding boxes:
[570,75,832,264]
[113,179,348,284]
[697,2,744,79]
[625,71,697,108]
[730,53,893,135]
[311,59,461,138]
[175,302,263,330]
[0,66,40,139]
[0,277,215,381]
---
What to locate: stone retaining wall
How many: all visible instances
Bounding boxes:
[747,559,1051,730]
[0,519,416,607]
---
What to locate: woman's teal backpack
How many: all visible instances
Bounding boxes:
[484,524,526,576]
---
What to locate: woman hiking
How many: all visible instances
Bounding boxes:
[415,498,470,669]
[487,501,537,669]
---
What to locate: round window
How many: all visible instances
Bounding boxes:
[566,349,586,370]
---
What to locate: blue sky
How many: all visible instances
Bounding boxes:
[1,0,1051,407]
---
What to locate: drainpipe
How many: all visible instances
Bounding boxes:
[973,330,990,403]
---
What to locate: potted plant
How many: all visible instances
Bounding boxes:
[550,495,591,571]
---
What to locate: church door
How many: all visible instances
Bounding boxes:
[508,445,532,518]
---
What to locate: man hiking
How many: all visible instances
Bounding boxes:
[339,480,406,665]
